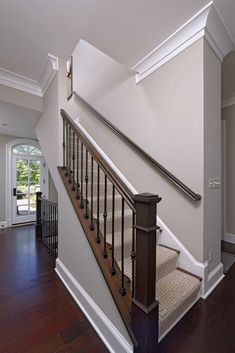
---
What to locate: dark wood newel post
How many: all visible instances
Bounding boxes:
[132,193,161,353]
[36,192,43,238]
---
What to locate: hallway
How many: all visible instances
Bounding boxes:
[0,225,108,353]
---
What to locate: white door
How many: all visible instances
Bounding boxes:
[12,155,47,225]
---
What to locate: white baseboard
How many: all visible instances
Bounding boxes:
[55,258,133,353]
[0,221,8,229]
[202,262,224,299]
[223,232,235,244]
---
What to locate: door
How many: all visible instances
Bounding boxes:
[12,155,47,224]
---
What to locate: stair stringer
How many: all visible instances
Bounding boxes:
[76,118,224,299]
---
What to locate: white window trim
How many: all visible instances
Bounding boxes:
[6,138,48,227]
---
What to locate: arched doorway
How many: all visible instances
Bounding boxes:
[6,139,48,225]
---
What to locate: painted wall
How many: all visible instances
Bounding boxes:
[222,51,235,98]
[222,105,235,235]
[203,40,222,272]
[69,39,205,262]
[0,84,43,112]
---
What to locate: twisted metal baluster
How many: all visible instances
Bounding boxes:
[96,165,100,243]
[119,198,126,296]
[76,136,80,200]
[62,118,66,170]
[84,149,89,218]
[68,126,72,184]
[71,131,76,191]
[80,143,84,208]
[102,175,108,258]
[131,212,136,297]
[110,185,116,275]
[90,157,94,230]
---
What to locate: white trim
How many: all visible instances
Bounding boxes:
[0,221,7,229]
[222,93,235,108]
[55,258,133,353]
[202,263,224,299]
[0,54,58,97]
[224,232,235,244]
[132,2,234,83]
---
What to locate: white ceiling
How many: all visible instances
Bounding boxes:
[0,101,41,138]
[0,0,234,140]
[0,0,227,81]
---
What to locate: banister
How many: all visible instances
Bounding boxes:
[73,92,201,201]
[60,109,136,211]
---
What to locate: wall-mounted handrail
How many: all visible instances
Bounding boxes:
[73,92,201,201]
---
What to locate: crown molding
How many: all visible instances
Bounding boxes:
[222,93,235,108]
[0,54,58,96]
[132,2,235,83]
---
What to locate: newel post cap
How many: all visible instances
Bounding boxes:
[132,193,161,204]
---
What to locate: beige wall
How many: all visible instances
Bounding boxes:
[203,40,222,271]
[222,105,235,234]
[0,84,43,112]
[69,39,205,262]
[222,51,235,98]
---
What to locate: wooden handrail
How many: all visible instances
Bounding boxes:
[61,109,136,211]
[73,92,201,201]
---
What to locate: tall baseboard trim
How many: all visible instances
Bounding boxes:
[55,258,133,353]
[202,263,224,299]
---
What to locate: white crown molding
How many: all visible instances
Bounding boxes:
[0,54,58,96]
[132,2,234,83]
[222,93,235,108]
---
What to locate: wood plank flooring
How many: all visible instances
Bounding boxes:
[1,225,235,353]
[0,225,109,353]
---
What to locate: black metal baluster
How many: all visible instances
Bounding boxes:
[90,157,94,230]
[68,126,72,184]
[96,165,100,243]
[131,212,136,297]
[84,149,89,218]
[110,185,116,275]
[52,204,54,258]
[65,122,69,177]
[56,205,58,258]
[76,136,80,200]
[102,174,108,258]
[48,204,52,254]
[62,118,66,170]
[71,130,76,191]
[80,143,84,208]
[119,198,126,296]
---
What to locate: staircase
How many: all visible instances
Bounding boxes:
[57,109,202,352]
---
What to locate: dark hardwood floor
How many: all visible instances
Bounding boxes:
[158,265,235,353]
[1,225,235,353]
[0,225,109,353]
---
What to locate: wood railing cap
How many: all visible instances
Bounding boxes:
[133,193,161,204]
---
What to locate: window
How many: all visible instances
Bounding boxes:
[12,144,42,156]
[67,56,73,100]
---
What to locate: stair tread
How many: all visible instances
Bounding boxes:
[157,268,201,336]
